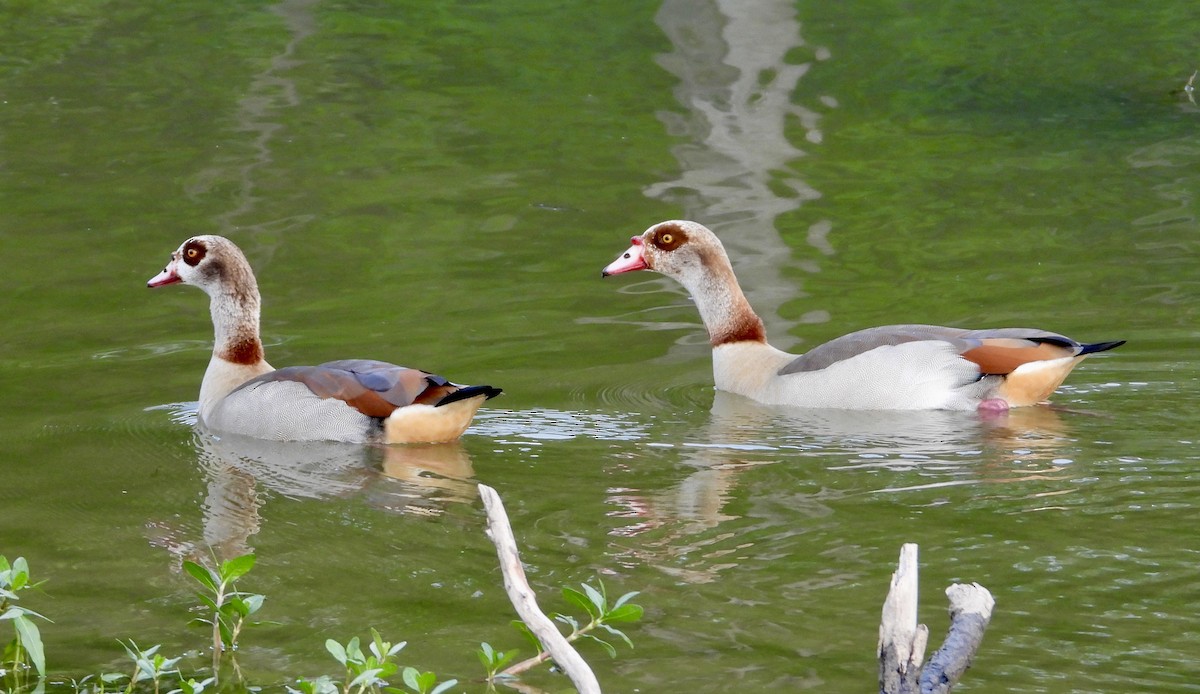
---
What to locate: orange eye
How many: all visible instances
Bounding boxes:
[185,247,200,260]
[660,233,674,245]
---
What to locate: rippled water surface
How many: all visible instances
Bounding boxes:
[3,1,1200,692]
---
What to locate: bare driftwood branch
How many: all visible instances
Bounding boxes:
[879,544,994,694]
[479,483,601,694]
[879,543,928,694]
[918,583,995,694]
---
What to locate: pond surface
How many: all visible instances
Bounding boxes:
[2,1,1200,692]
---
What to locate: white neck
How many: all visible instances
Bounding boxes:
[682,260,766,346]
[198,288,272,420]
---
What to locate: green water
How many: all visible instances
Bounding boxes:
[2,1,1199,691]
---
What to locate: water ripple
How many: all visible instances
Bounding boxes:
[468,407,649,443]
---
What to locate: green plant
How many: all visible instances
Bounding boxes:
[68,671,127,693]
[0,555,50,688]
[296,628,458,694]
[398,666,456,694]
[182,554,265,667]
[558,580,642,657]
[504,579,642,677]
[476,642,517,686]
[0,550,644,693]
[118,640,182,694]
[167,674,216,694]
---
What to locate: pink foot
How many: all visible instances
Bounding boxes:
[976,398,1010,417]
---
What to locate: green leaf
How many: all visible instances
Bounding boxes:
[561,587,593,617]
[598,623,634,649]
[223,596,249,618]
[12,557,29,587]
[477,642,495,669]
[580,632,617,658]
[430,681,458,694]
[243,593,265,615]
[193,592,219,612]
[348,667,384,688]
[603,603,644,623]
[510,619,544,654]
[325,638,347,665]
[182,561,218,592]
[581,582,607,612]
[401,666,422,691]
[376,661,399,679]
[12,605,50,622]
[611,590,640,610]
[13,613,45,675]
[218,554,256,583]
[291,675,338,694]
[0,555,10,573]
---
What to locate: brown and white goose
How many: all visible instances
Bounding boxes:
[148,235,501,443]
[602,220,1123,412]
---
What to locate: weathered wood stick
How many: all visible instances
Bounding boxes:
[479,483,601,694]
[878,544,993,694]
[879,543,929,694]
[917,583,994,694]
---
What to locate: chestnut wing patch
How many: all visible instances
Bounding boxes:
[248,359,454,419]
[959,338,1076,375]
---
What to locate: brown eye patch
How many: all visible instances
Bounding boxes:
[182,240,207,267]
[651,223,688,251]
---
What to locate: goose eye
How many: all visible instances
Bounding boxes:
[182,243,206,266]
[660,233,674,245]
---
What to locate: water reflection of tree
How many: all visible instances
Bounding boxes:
[648,0,833,351]
[184,0,320,266]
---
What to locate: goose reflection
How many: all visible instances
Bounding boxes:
[607,391,1080,582]
[149,419,477,566]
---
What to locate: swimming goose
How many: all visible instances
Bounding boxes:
[602,220,1122,411]
[148,235,500,443]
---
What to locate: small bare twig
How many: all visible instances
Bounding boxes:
[479,484,601,694]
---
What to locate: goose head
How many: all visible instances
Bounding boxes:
[601,220,734,287]
[147,235,259,301]
[603,220,765,346]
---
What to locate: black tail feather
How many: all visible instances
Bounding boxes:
[1079,340,1125,355]
[436,384,503,407]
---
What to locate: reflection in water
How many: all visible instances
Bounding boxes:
[184,0,319,262]
[646,0,834,351]
[607,391,1081,582]
[147,404,477,566]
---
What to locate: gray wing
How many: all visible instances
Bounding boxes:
[778,325,1081,375]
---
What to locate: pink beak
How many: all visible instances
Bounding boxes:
[601,237,648,277]
[147,260,182,288]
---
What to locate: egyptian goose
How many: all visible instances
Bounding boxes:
[147,235,500,443]
[602,220,1123,412]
